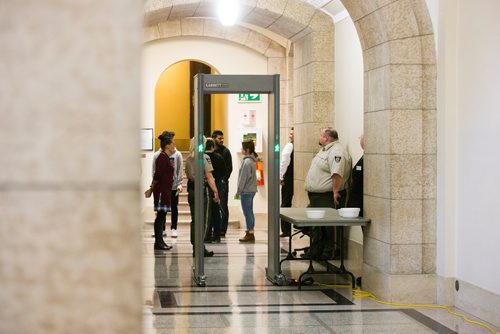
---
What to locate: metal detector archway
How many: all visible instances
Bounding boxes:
[193,74,285,286]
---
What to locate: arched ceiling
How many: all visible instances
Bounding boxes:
[144,0,347,42]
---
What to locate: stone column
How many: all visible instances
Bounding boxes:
[0,1,143,333]
[347,0,438,303]
[293,12,335,208]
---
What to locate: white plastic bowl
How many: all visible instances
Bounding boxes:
[306,209,325,219]
[338,207,360,218]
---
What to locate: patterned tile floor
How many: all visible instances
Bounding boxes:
[142,225,498,334]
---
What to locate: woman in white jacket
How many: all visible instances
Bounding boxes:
[235,140,258,243]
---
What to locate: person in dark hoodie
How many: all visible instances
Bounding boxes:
[204,138,226,243]
[211,130,232,238]
[235,140,258,243]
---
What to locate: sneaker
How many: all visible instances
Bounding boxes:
[171,229,178,238]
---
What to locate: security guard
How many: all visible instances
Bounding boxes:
[304,127,352,259]
[185,137,219,257]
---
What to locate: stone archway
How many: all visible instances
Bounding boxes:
[341,0,437,303]
[143,0,337,222]
[144,17,294,150]
[143,0,437,303]
[0,1,438,332]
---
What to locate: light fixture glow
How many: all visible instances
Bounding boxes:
[217,0,239,26]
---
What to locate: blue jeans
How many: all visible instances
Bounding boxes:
[240,192,256,231]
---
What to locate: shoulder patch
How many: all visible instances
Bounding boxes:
[335,156,341,163]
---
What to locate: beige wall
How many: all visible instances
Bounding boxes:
[334,15,364,245]
[155,61,191,151]
[141,37,269,213]
[0,1,143,333]
[436,0,500,325]
[212,93,228,135]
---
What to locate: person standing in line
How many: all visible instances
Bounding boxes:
[147,135,176,250]
[152,131,182,238]
[185,137,219,257]
[279,127,294,237]
[211,130,232,238]
[304,127,352,259]
[149,131,174,238]
[347,135,364,216]
[204,138,226,243]
[165,133,183,238]
[236,140,258,243]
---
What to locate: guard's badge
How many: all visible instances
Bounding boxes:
[335,156,341,163]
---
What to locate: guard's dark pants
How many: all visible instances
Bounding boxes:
[219,180,229,235]
[205,179,222,241]
[307,190,347,258]
[188,180,212,249]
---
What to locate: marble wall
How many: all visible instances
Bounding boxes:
[0,1,143,333]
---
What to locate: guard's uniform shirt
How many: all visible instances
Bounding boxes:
[305,141,351,193]
[185,154,214,191]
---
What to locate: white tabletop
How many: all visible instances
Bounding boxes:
[279,207,370,227]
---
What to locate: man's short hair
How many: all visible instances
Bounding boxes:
[323,127,338,141]
[205,138,216,151]
[211,130,223,138]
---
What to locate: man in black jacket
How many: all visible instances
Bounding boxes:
[205,138,227,243]
[279,127,294,237]
[347,135,364,216]
[212,130,232,238]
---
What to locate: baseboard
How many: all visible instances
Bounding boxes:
[346,239,363,278]
[454,278,500,328]
[436,275,455,306]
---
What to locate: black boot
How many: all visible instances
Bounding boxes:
[154,211,171,250]
[154,243,172,250]
[192,248,214,257]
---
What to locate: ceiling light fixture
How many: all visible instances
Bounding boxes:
[217,0,239,26]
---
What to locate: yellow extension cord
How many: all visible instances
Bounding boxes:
[317,283,500,334]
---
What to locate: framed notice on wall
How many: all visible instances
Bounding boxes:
[141,128,154,151]
[240,127,263,153]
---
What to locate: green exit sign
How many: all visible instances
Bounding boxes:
[238,93,261,102]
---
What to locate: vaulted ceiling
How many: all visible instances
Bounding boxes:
[144,0,347,42]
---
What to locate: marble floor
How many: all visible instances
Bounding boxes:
[142,224,499,334]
